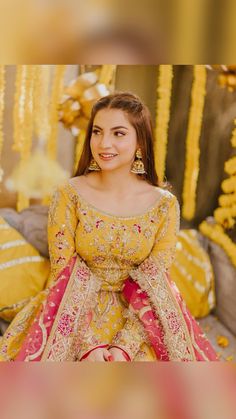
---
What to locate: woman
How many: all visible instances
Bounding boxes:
[0,92,217,361]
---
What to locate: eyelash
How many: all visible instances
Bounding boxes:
[92,129,125,137]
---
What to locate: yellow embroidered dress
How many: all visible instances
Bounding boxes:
[47,180,180,361]
[0,179,217,361]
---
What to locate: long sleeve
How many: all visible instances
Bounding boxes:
[111,194,180,360]
[46,182,79,287]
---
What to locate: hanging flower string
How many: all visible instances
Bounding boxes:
[11,66,37,210]
[12,65,27,153]
[199,221,236,267]
[47,65,66,160]
[154,65,173,184]
[16,66,37,211]
[33,65,51,141]
[182,65,207,220]
[0,65,5,185]
[99,65,117,85]
[199,117,236,267]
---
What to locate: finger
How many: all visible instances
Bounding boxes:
[103,349,113,361]
[94,351,106,362]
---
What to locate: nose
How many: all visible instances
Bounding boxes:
[99,133,113,148]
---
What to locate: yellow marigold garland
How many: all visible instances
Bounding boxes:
[47,65,66,159]
[11,66,37,210]
[154,65,173,184]
[200,221,236,267]
[230,118,236,147]
[13,65,27,153]
[199,117,236,267]
[99,65,117,86]
[16,66,37,211]
[0,65,5,185]
[182,65,207,220]
[33,65,51,141]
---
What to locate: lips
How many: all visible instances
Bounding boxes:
[98,153,118,161]
[99,153,118,157]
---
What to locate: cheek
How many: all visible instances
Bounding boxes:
[90,137,97,152]
[119,139,137,156]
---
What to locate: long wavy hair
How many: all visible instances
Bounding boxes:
[74,91,160,186]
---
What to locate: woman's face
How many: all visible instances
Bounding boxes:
[90,108,138,172]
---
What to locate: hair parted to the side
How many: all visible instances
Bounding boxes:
[74,91,162,187]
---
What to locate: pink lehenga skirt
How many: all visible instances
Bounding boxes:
[1,254,218,362]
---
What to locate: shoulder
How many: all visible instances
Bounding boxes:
[152,186,178,205]
[156,187,180,217]
[50,177,83,206]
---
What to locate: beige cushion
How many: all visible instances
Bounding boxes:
[0,205,49,258]
[198,314,236,360]
[207,240,236,336]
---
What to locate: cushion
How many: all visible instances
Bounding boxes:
[170,229,216,318]
[208,239,236,336]
[0,205,49,258]
[198,314,236,361]
[0,216,50,321]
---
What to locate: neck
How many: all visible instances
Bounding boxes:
[93,166,142,195]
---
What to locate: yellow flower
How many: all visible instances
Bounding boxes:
[216,335,229,348]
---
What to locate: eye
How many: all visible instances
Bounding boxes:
[92,128,101,135]
[114,131,126,137]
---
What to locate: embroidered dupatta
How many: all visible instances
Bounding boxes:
[0,182,217,361]
[2,252,217,361]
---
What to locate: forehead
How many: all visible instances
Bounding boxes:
[93,108,133,128]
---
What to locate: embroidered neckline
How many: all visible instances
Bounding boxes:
[66,180,171,219]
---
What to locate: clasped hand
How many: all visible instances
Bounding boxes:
[81,346,129,362]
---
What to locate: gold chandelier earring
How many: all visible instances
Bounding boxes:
[88,158,101,171]
[131,148,146,174]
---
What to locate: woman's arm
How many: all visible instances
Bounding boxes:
[47,182,79,286]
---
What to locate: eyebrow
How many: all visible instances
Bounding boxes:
[93,124,129,130]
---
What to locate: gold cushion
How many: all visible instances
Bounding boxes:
[0,216,50,321]
[170,229,216,318]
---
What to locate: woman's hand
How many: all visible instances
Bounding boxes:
[108,346,130,362]
[80,347,112,362]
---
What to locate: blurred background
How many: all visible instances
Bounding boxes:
[1,0,236,64]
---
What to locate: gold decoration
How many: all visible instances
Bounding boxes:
[88,158,101,172]
[130,148,146,174]
[170,229,215,318]
[59,65,116,171]
[59,65,116,137]
[8,66,67,208]
[99,65,117,85]
[182,65,207,220]
[13,66,27,153]
[33,65,51,141]
[47,65,66,160]
[154,65,173,184]
[73,129,86,174]
[0,65,5,186]
[11,65,37,211]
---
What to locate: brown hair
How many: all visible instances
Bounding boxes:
[74,91,160,186]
